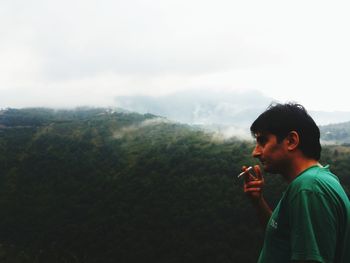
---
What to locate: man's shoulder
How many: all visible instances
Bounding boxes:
[296,165,337,183]
[287,166,340,197]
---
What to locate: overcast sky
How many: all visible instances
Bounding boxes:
[1,0,350,111]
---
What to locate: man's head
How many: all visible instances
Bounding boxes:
[250,103,321,161]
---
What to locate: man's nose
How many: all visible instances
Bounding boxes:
[252,145,261,158]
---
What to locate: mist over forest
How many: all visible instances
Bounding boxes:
[0,107,349,263]
[115,90,350,138]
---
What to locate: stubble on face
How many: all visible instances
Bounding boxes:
[254,133,289,175]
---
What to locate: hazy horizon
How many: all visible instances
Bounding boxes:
[2,89,350,128]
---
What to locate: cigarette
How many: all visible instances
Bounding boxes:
[237,166,253,178]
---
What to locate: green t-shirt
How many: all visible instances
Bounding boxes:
[258,165,350,263]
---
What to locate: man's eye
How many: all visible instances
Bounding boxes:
[257,137,266,144]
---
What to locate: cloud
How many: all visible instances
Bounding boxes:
[1,0,284,80]
[113,117,169,139]
[1,0,350,111]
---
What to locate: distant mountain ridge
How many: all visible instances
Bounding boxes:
[0,107,158,128]
[2,105,350,144]
[319,121,350,145]
[115,90,271,127]
[114,90,350,127]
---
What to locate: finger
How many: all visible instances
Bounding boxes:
[254,165,263,180]
[244,181,263,190]
[247,172,256,181]
[242,166,251,183]
[243,169,257,181]
[245,180,263,187]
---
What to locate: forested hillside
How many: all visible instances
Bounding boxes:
[0,108,349,263]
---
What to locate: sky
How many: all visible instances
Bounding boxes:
[1,0,350,112]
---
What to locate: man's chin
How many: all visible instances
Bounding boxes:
[262,165,278,174]
[261,163,268,170]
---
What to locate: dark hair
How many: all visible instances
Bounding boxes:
[250,102,321,160]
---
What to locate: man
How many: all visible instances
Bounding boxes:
[243,103,350,263]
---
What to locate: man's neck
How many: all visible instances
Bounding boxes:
[284,156,320,183]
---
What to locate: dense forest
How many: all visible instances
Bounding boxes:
[0,108,349,263]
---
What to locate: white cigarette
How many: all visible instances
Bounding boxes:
[237,166,253,178]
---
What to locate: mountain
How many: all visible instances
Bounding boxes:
[319,121,350,145]
[115,90,350,127]
[115,90,272,127]
[115,90,350,143]
[0,107,349,262]
[0,107,265,263]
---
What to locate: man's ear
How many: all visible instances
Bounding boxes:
[285,131,299,151]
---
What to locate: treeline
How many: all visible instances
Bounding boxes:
[0,108,348,263]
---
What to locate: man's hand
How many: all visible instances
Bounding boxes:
[242,165,272,228]
[243,165,264,203]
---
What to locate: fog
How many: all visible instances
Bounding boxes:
[1,0,350,112]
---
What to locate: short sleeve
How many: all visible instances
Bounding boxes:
[289,190,337,263]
